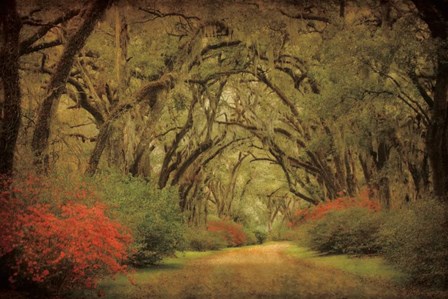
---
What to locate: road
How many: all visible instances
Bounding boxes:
[129,242,406,299]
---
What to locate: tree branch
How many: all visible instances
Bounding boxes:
[20,39,62,55]
[136,7,200,26]
[280,9,330,23]
[37,65,106,125]
[409,71,434,108]
[19,9,80,55]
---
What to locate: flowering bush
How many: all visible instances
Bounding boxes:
[289,188,380,227]
[287,188,383,253]
[207,219,247,247]
[0,176,131,295]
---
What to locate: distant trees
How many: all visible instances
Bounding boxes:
[272,0,447,205]
[1,0,446,219]
[31,0,114,173]
[1,0,113,179]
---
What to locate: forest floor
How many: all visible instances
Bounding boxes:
[92,242,446,299]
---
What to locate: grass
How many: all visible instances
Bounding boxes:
[74,243,410,298]
[75,245,266,298]
[130,250,216,279]
[73,250,217,298]
[286,244,406,282]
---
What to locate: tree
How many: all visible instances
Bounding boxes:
[4,0,444,211]
[0,0,21,179]
[1,0,79,179]
[31,0,114,173]
[410,0,448,200]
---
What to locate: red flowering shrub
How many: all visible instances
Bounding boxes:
[207,220,247,247]
[0,176,132,295]
[289,188,381,228]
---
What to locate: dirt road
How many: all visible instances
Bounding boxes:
[127,243,406,299]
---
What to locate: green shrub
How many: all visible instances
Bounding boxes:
[378,198,448,288]
[185,229,227,251]
[270,222,300,241]
[254,230,268,244]
[244,229,258,245]
[294,222,316,247]
[90,171,185,266]
[308,207,382,255]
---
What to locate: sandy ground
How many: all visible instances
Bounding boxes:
[134,243,408,299]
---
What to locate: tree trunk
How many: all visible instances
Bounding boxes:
[86,75,174,176]
[322,122,346,194]
[411,0,448,201]
[172,140,214,186]
[339,0,346,18]
[0,0,21,179]
[376,140,391,208]
[114,4,128,95]
[85,122,112,176]
[31,0,112,173]
[344,149,358,196]
[427,59,448,200]
[158,96,198,188]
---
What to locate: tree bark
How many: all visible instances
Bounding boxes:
[85,75,174,176]
[171,139,214,186]
[339,0,346,18]
[31,0,112,173]
[376,140,391,208]
[0,0,21,179]
[344,149,358,196]
[411,0,448,200]
[114,4,128,94]
[85,122,112,176]
[158,94,198,188]
[427,59,448,200]
[322,123,346,194]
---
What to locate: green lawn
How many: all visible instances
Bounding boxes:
[286,245,406,282]
[73,250,215,298]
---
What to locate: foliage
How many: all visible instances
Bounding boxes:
[184,228,227,251]
[90,171,185,266]
[289,189,381,227]
[307,208,383,255]
[0,176,131,295]
[254,230,268,244]
[286,246,404,282]
[244,229,258,245]
[207,219,248,247]
[292,190,448,289]
[292,222,317,247]
[3,2,446,296]
[270,222,302,242]
[378,198,448,288]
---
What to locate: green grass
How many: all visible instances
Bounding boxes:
[286,245,406,282]
[74,243,408,298]
[72,250,217,298]
[107,250,215,281]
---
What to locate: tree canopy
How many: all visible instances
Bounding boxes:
[1,0,447,224]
